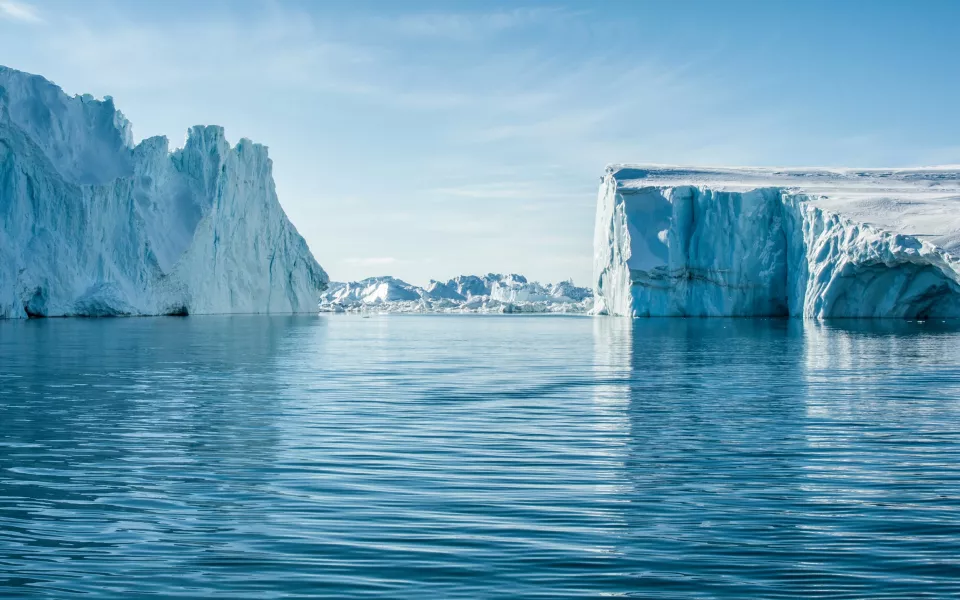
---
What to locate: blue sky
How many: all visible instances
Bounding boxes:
[2,0,959,286]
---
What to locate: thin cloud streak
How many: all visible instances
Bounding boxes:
[385,7,574,40]
[0,0,41,22]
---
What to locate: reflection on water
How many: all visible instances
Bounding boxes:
[1,315,959,598]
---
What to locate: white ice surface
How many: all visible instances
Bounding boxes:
[610,165,960,256]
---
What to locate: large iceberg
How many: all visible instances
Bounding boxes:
[594,165,960,318]
[319,274,593,314]
[0,66,327,318]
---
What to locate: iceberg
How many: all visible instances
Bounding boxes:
[323,276,424,306]
[0,67,327,318]
[320,274,593,314]
[594,165,960,318]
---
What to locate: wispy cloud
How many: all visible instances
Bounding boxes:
[36,14,371,95]
[387,7,571,40]
[0,0,41,22]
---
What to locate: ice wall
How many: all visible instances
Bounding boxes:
[594,166,960,318]
[0,66,327,318]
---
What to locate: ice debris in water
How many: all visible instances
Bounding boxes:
[319,274,593,314]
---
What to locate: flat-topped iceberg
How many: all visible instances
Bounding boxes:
[594,165,960,318]
[320,274,592,314]
[0,66,327,318]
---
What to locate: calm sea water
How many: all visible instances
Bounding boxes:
[1,315,959,598]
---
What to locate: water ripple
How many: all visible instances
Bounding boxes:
[1,315,959,598]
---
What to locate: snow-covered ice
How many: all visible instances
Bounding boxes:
[0,67,327,318]
[594,165,960,318]
[319,274,593,314]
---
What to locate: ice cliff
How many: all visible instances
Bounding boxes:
[594,165,960,318]
[319,274,593,314]
[0,67,327,318]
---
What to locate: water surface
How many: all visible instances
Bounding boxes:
[1,315,959,598]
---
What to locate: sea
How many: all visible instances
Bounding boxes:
[1,314,959,598]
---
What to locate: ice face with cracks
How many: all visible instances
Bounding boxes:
[0,67,327,318]
[594,165,960,318]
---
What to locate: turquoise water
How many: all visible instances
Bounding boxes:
[1,315,959,598]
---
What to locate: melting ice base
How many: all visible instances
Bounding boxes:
[0,66,327,318]
[594,165,960,318]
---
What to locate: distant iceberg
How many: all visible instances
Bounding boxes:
[594,165,960,318]
[319,274,593,314]
[0,66,327,318]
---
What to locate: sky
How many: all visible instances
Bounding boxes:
[2,0,959,286]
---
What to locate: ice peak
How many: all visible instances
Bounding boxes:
[179,127,271,171]
[0,64,134,184]
[134,135,170,157]
[184,124,229,153]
